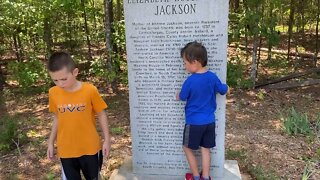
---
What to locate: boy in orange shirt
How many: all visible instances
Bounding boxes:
[46,52,110,180]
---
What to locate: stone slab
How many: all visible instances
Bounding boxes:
[109,157,242,180]
[124,0,230,176]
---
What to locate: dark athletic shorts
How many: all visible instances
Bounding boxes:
[183,122,216,150]
[61,150,103,180]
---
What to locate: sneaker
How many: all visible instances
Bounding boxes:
[200,176,212,180]
[185,173,194,180]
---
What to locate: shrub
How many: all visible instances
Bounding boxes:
[282,107,312,136]
[0,115,18,152]
[227,59,253,88]
[89,57,117,83]
[7,55,49,92]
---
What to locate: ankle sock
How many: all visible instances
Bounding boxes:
[203,177,210,180]
[193,175,200,180]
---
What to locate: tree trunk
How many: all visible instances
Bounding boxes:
[104,0,113,67]
[0,62,5,92]
[244,0,249,60]
[116,0,122,21]
[287,0,295,62]
[315,0,320,67]
[230,0,240,13]
[267,1,274,61]
[91,0,97,30]
[301,0,305,35]
[257,35,263,78]
[104,0,117,92]
[251,34,258,86]
[81,0,92,59]
[13,34,21,62]
[66,13,74,52]
[44,17,53,58]
[0,56,6,115]
[89,0,99,43]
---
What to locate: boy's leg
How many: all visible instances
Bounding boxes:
[200,147,211,178]
[183,124,207,179]
[60,158,82,180]
[79,150,103,180]
[183,146,200,177]
[199,122,216,179]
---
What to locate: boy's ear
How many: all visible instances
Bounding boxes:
[72,68,79,76]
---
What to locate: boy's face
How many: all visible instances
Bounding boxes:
[49,67,79,91]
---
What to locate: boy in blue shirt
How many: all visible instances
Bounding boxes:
[176,41,228,180]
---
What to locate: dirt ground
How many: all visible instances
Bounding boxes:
[0,83,319,179]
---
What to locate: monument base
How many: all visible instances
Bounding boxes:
[109,157,242,180]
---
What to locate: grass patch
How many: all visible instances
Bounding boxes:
[226,148,280,179]
[46,171,56,180]
[281,107,312,136]
[111,127,125,135]
[225,148,247,162]
[248,165,279,180]
[301,161,317,180]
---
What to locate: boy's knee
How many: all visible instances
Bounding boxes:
[183,145,192,152]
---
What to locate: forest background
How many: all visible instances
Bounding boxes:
[0,0,320,179]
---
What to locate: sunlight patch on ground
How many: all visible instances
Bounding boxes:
[269,119,282,130]
[27,130,42,138]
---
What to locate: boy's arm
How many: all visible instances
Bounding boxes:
[176,91,180,101]
[214,76,228,95]
[47,113,58,160]
[97,110,110,157]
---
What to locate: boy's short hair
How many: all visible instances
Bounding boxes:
[180,41,207,67]
[48,52,76,72]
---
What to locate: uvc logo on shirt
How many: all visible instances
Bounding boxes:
[58,104,86,113]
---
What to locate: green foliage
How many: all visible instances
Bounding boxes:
[111,20,128,84]
[227,58,253,88]
[89,57,117,83]
[0,115,18,152]
[7,56,49,92]
[111,20,126,52]
[281,107,312,136]
[46,171,56,180]
[111,127,125,135]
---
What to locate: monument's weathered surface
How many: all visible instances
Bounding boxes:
[112,0,241,179]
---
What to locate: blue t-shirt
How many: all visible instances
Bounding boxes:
[179,71,228,125]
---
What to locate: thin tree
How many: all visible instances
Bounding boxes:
[287,0,295,62]
[315,0,320,67]
[104,0,113,68]
[43,16,53,58]
[81,0,92,59]
[116,0,122,21]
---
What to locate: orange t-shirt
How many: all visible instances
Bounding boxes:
[48,82,108,158]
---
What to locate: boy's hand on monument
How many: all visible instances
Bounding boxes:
[227,85,231,95]
[47,143,55,161]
